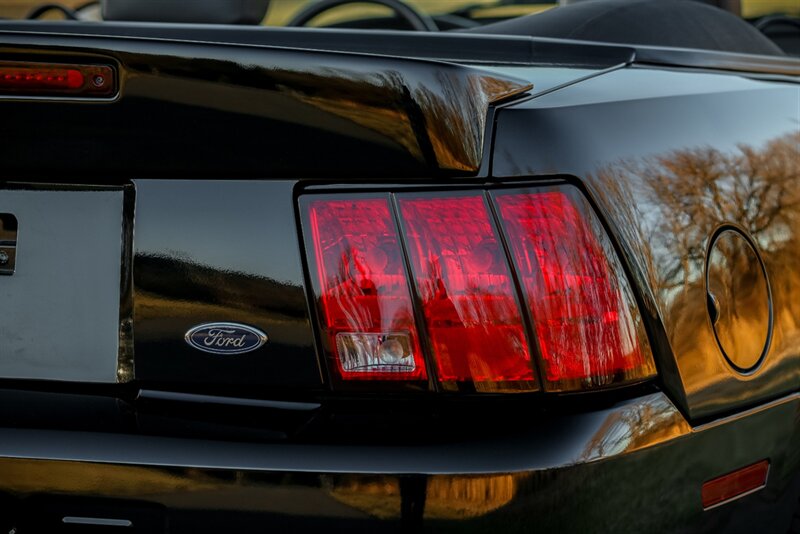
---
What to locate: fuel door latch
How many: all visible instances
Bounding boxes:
[0,213,17,275]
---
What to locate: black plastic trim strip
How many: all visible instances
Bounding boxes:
[137,390,322,411]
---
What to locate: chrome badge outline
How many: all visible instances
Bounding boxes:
[184,322,268,355]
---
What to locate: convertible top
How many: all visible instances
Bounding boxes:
[466,0,784,56]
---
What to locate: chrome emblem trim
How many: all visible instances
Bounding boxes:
[184,322,268,355]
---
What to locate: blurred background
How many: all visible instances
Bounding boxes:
[0,0,798,24]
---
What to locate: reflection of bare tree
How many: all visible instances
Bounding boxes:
[593,130,799,302]
[327,473,518,520]
[579,394,689,461]
[590,130,799,383]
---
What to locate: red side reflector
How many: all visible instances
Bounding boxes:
[303,196,426,381]
[0,62,115,97]
[493,188,656,391]
[397,194,535,391]
[702,460,769,509]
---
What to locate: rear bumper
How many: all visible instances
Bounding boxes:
[1,392,798,533]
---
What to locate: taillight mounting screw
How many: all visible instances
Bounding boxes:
[92,75,105,87]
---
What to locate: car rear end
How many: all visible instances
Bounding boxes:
[0,22,797,533]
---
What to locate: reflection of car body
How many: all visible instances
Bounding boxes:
[0,0,798,532]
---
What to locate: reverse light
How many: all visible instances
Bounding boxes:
[302,196,426,381]
[397,194,536,392]
[493,188,656,391]
[0,62,115,97]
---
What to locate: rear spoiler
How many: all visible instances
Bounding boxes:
[0,30,531,178]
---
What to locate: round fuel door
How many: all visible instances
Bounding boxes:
[705,227,772,373]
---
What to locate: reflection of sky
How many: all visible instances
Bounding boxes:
[518,67,798,160]
[515,67,798,283]
[490,66,798,373]
[631,130,797,263]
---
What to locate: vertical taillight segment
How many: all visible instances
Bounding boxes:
[397,194,536,392]
[302,196,426,382]
[492,187,655,391]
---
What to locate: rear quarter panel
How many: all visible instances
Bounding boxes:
[492,66,800,421]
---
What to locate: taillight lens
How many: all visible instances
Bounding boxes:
[302,185,656,394]
[702,460,769,509]
[302,196,426,382]
[0,62,115,97]
[493,188,655,391]
[397,194,536,392]
[0,68,83,89]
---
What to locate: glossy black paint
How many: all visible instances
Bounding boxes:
[0,389,131,434]
[0,23,796,533]
[0,31,529,180]
[492,66,800,421]
[0,392,796,532]
[132,179,323,392]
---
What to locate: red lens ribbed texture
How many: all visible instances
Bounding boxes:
[306,198,425,380]
[0,68,83,89]
[702,460,769,509]
[494,190,654,390]
[398,195,534,386]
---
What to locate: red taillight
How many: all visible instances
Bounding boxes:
[702,460,769,509]
[301,186,656,393]
[0,62,115,97]
[397,194,535,391]
[493,188,655,391]
[303,196,426,381]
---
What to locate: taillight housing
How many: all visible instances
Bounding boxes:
[300,184,656,393]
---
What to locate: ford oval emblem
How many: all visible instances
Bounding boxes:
[185,323,268,355]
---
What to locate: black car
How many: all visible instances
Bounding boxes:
[0,0,798,532]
